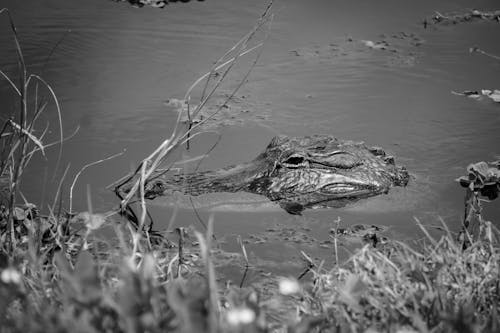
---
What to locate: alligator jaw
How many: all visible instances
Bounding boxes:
[267,170,382,197]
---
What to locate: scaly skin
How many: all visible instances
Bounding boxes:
[128,135,409,214]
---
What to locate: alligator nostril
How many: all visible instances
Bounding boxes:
[369,146,386,157]
[384,156,395,165]
[145,179,166,199]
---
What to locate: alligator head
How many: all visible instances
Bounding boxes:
[133,135,409,214]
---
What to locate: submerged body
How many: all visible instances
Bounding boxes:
[129,135,409,214]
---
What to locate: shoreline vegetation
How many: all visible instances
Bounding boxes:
[2,4,500,333]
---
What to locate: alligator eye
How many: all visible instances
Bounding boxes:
[285,156,304,164]
[282,155,306,167]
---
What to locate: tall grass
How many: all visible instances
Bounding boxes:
[0,8,63,252]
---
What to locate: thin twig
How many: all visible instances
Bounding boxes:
[69,150,125,214]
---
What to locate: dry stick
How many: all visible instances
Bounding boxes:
[144,130,210,184]
[0,121,14,175]
[117,3,273,251]
[117,129,207,224]
[186,101,191,150]
[130,155,166,253]
[0,68,21,96]
[0,119,48,191]
[25,125,80,165]
[194,42,263,107]
[187,133,222,233]
[237,235,250,288]
[30,98,49,132]
[182,5,272,145]
[196,19,265,103]
[121,84,192,183]
[131,163,148,255]
[205,215,219,333]
[470,47,500,61]
[25,123,50,167]
[27,74,64,180]
[7,119,45,155]
[298,250,315,280]
[184,42,264,149]
[183,9,270,110]
[187,21,272,135]
[176,227,185,277]
[50,163,70,215]
[182,43,263,110]
[184,44,266,150]
[0,9,25,99]
[188,31,267,123]
[117,32,266,204]
[69,150,125,214]
[7,103,27,251]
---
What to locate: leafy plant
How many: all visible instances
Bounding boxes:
[457,161,500,245]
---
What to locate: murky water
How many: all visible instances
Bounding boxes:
[1,0,499,277]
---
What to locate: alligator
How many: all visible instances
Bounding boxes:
[120,135,409,214]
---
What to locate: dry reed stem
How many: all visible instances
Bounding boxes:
[114,2,274,257]
[69,150,125,214]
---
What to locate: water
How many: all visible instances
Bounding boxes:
[1,0,499,276]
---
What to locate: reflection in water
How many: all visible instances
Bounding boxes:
[0,0,499,273]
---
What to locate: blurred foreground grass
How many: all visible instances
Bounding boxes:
[1,201,500,332]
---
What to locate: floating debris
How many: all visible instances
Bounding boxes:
[164,92,271,129]
[330,223,389,248]
[452,89,500,103]
[426,9,500,26]
[361,40,389,50]
[112,0,205,9]
[289,33,423,68]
